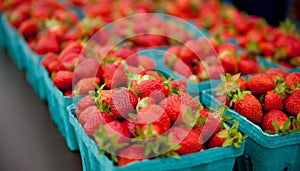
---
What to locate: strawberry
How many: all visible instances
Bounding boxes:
[118,145,146,167]
[78,105,99,125]
[208,120,245,148]
[58,53,84,71]
[113,47,138,67]
[47,61,60,74]
[133,79,169,103]
[58,41,83,61]
[231,91,263,124]
[137,56,156,70]
[238,58,260,75]
[170,79,187,94]
[76,17,104,38]
[53,71,73,91]
[102,62,127,89]
[110,89,138,119]
[18,19,38,39]
[262,91,284,112]
[266,68,289,80]
[219,51,238,74]
[172,59,193,78]
[122,118,136,137]
[178,41,198,64]
[285,90,300,116]
[83,111,114,136]
[41,52,58,69]
[217,43,237,54]
[194,109,221,142]
[247,73,275,95]
[237,36,249,48]
[74,77,101,96]
[64,91,73,97]
[76,95,95,116]
[135,105,171,135]
[100,121,131,143]
[169,126,205,155]
[35,31,60,55]
[164,45,181,67]
[262,110,289,133]
[284,72,300,90]
[73,58,102,79]
[216,73,247,98]
[259,42,274,56]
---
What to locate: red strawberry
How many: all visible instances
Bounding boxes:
[47,61,60,73]
[237,36,249,48]
[178,42,197,64]
[194,109,221,142]
[102,62,127,89]
[259,42,274,56]
[58,53,84,71]
[41,52,58,68]
[122,118,136,137]
[19,19,38,39]
[102,121,131,143]
[159,96,183,124]
[262,110,289,133]
[53,71,73,91]
[135,105,171,135]
[137,56,156,70]
[248,73,275,95]
[169,126,205,155]
[73,58,102,79]
[110,89,138,119]
[219,51,238,74]
[83,111,114,136]
[217,43,237,54]
[285,90,300,116]
[284,72,300,90]
[164,45,181,67]
[232,92,263,124]
[74,77,101,96]
[63,91,73,97]
[76,95,95,116]
[173,59,193,78]
[170,79,187,94]
[113,47,138,67]
[58,41,83,61]
[266,68,289,80]
[207,129,227,148]
[133,79,169,103]
[78,105,98,125]
[263,91,284,112]
[238,58,260,75]
[118,145,146,167]
[35,31,60,55]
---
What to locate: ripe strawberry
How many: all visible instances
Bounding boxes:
[110,89,138,119]
[164,45,181,67]
[259,42,274,56]
[178,42,197,64]
[102,62,127,89]
[118,145,146,167]
[35,31,60,55]
[18,19,38,39]
[216,73,247,98]
[63,91,73,97]
[76,95,95,116]
[135,105,171,135]
[207,129,227,148]
[133,79,169,103]
[262,91,284,112]
[113,47,138,67]
[102,121,131,143]
[58,41,83,61]
[122,118,136,137]
[219,51,238,74]
[41,52,58,68]
[78,105,99,125]
[173,59,193,78]
[284,72,300,90]
[169,126,205,155]
[262,110,289,133]
[74,77,101,96]
[137,56,156,70]
[193,109,221,142]
[53,71,73,91]
[73,58,102,79]
[266,68,289,80]
[47,61,60,74]
[217,43,237,54]
[248,73,275,95]
[285,90,300,116]
[83,111,114,136]
[170,79,187,94]
[159,96,183,124]
[58,53,84,71]
[232,92,263,124]
[238,58,260,75]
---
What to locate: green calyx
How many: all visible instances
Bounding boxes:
[217,73,241,97]
[229,87,251,107]
[266,115,300,134]
[89,83,111,114]
[218,120,247,148]
[136,97,150,112]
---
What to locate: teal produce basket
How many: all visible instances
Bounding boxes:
[0,13,6,48]
[67,104,245,171]
[202,89,300,171]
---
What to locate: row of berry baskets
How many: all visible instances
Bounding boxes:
[1,1,300,171]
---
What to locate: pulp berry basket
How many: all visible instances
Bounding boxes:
[1,14,25,70]
[0,13,6,48]
[67,104,245,171]
[44,74,79,151]
[201,89,300,171]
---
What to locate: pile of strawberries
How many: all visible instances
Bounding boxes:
[215,69,300,134]
[75,70,246,166]
[164,37,261,83]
